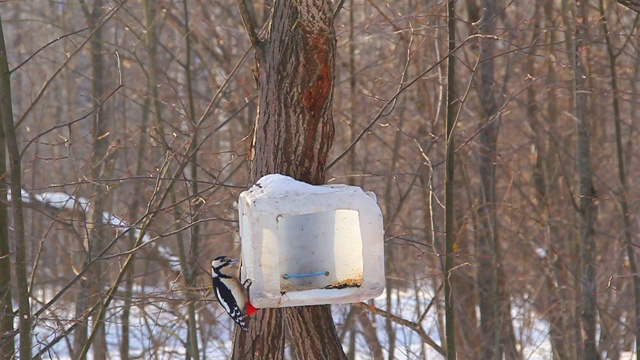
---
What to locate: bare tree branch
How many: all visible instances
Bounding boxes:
[14,1,125,129]
[354,302,445,356]
[236,0,261,48]
[615,0,640,13]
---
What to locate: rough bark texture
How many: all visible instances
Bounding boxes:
[232,307,286,360]
[249,0,335,185]
[285,306,348,359]
[233,1,344,359]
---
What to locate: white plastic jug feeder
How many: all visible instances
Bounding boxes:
[238,174,385,308]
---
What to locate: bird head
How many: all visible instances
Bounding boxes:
[211,256,238,275]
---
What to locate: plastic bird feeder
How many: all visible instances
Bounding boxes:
[238,174,385,308]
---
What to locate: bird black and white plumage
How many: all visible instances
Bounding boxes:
[211,256,256,331]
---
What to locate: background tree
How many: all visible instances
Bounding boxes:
[0,12,30,359]
[574,1,598,358]
[444,0,457,358]
[73,1,112,358]
[603,0,640,357]
[615,0,640,12]
[0,14,14,360]
[473,1,518,358]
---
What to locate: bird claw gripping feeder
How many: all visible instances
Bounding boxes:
[238,174,385,308]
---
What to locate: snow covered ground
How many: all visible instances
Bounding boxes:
[29,285,235,359]
[20,286,551,359]
[18,285,640,359]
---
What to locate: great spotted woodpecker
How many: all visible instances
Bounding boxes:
[211,256,257,331]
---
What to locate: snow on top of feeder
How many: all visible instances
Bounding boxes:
[247,174,367,199]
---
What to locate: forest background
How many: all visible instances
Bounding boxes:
[1,0,640,359]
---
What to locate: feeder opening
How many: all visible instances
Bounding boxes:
[277,209,364,293]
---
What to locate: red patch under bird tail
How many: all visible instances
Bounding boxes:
[245,301,257,315]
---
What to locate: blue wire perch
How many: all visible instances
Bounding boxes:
[283,271,330,279]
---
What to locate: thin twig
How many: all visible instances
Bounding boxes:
[19,84,123,159]
[327,35,480,170]
[14,1,126,129]
[11,25,92,74]
[354,302,445,356]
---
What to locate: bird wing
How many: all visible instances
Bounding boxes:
[213,278,248,330]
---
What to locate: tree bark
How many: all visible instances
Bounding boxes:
[0,13,15,359]
[285,306,348,359]
[538,1,575,358]
[0,12,30,360]
[182,1,201,358]
[233,1,345,359]
[475,2,501,358]
[600,1,640,357]
[75,1,111,358]
[248,1,335,185]
[614,0,640,13]
[574,1,599,359]
[444,0,457,358]
[474,2,518,359]
[0,111,12,360]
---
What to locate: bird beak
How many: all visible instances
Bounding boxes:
[228,259,239,264]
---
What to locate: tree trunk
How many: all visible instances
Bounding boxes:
[0,12,30,360]
[474,1,516,359]
[0,115,13,359]
[76,1,112,358]
[537,1,575,357]
[247,1,335,185]
[182,1,201,358]
[0,13,15,359]
[233,1,345,359]
[601,1,640,357]
[574,1,598,359]
[444,0,457,358]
